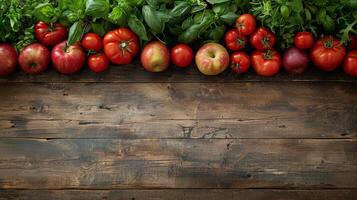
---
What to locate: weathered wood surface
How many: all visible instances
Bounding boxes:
[0,64,356,83]
[0,82,356,139]
[0,66,356,198]
[1,189,357,200]
[0,138,356,189]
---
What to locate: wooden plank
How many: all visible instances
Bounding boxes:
[0,82,356,139]
[0,63,355,83]
[1,189,357,200]
[0,138,356,189]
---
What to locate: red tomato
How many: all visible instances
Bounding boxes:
[171,43,193,68]
[251,49,282,77]
[250,27,276,50]
[236,14,257,36]
[82,33,103,52]
[294,32,314,50]
[310,36,346,72]
[51,41,86,74]
[225,29,247,51]
[343,50,357,76]
[35,21,68,46]
[349,34,357,50]
[88,53,110,73]
[230,52,250,74]
[0,44,17,77]
[104,28,139,65]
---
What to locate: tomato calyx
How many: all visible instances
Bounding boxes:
[262,36,271,49]
[323,36,334,48]
[236,38,245,47]
[263,50,274,60]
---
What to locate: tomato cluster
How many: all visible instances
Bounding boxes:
[0,18,356,77]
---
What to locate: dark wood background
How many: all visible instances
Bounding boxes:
[0,64,356,199]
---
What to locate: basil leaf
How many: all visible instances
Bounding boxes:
[142,5,163,34]
[85,0,110,18]
[128,14,149,41]
[67,21,85,46]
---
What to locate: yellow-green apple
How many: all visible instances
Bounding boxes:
[141,41,170,72]
[195,43,229,75]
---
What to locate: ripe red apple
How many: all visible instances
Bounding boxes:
[140,41,170,73]
[19,43,50,74]
[0,44,17,77]
[195,43,229,76]
[51,41,86,74]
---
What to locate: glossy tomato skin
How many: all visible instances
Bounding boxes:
[104,28,139,65]
[18,43,50,74]
[225,29,247,51]
[171,44,193,68]
[251,49,282,77]
[236,14,256,36]
[343,50,357,76]
[88,53,110,73]
[35,21,68,46]
[82,33,103,52]
[230,51,250,74]
[250,27,276,50]
[51,41,86,74]
[0,44,17,77]
[310,36,346,72]
[294,32,314,50]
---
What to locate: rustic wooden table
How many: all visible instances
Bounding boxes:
[0,63,356,199]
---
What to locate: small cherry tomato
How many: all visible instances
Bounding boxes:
[88,53,110,73]
[236,14,257,36]
[294,32,314,50]
[230,52,250,74]
[171,43,194,68]
[251,49,282,77]
[82,33,103,52]
[250,27,276,50]
[343,50,357,76]
[225,29,247,51]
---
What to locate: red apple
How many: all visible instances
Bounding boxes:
[0,44,17,77]
[52,41,86,74]
[19,43,50,74]
[195,43,229,76]
[140,41,170,73]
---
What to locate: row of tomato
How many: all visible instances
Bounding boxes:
[0,14,356,77]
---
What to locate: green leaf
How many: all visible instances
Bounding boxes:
[68,21,85,46]
[220,12,238,24]
[91,22,106,37]
[33,3,59,23]
[142,5,163,34]
[85,0,110,18]
[128,14,149,41]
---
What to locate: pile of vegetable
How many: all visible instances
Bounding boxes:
[0,0,356,77]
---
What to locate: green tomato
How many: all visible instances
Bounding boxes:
[280,5,290,18]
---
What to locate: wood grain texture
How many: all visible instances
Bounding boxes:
[0,64,355,83]
[0,138,356,189]
[1,189,357,200]
[0,82,356,139]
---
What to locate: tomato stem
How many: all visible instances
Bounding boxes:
[324,36,334,48]
[263,50,273,60]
